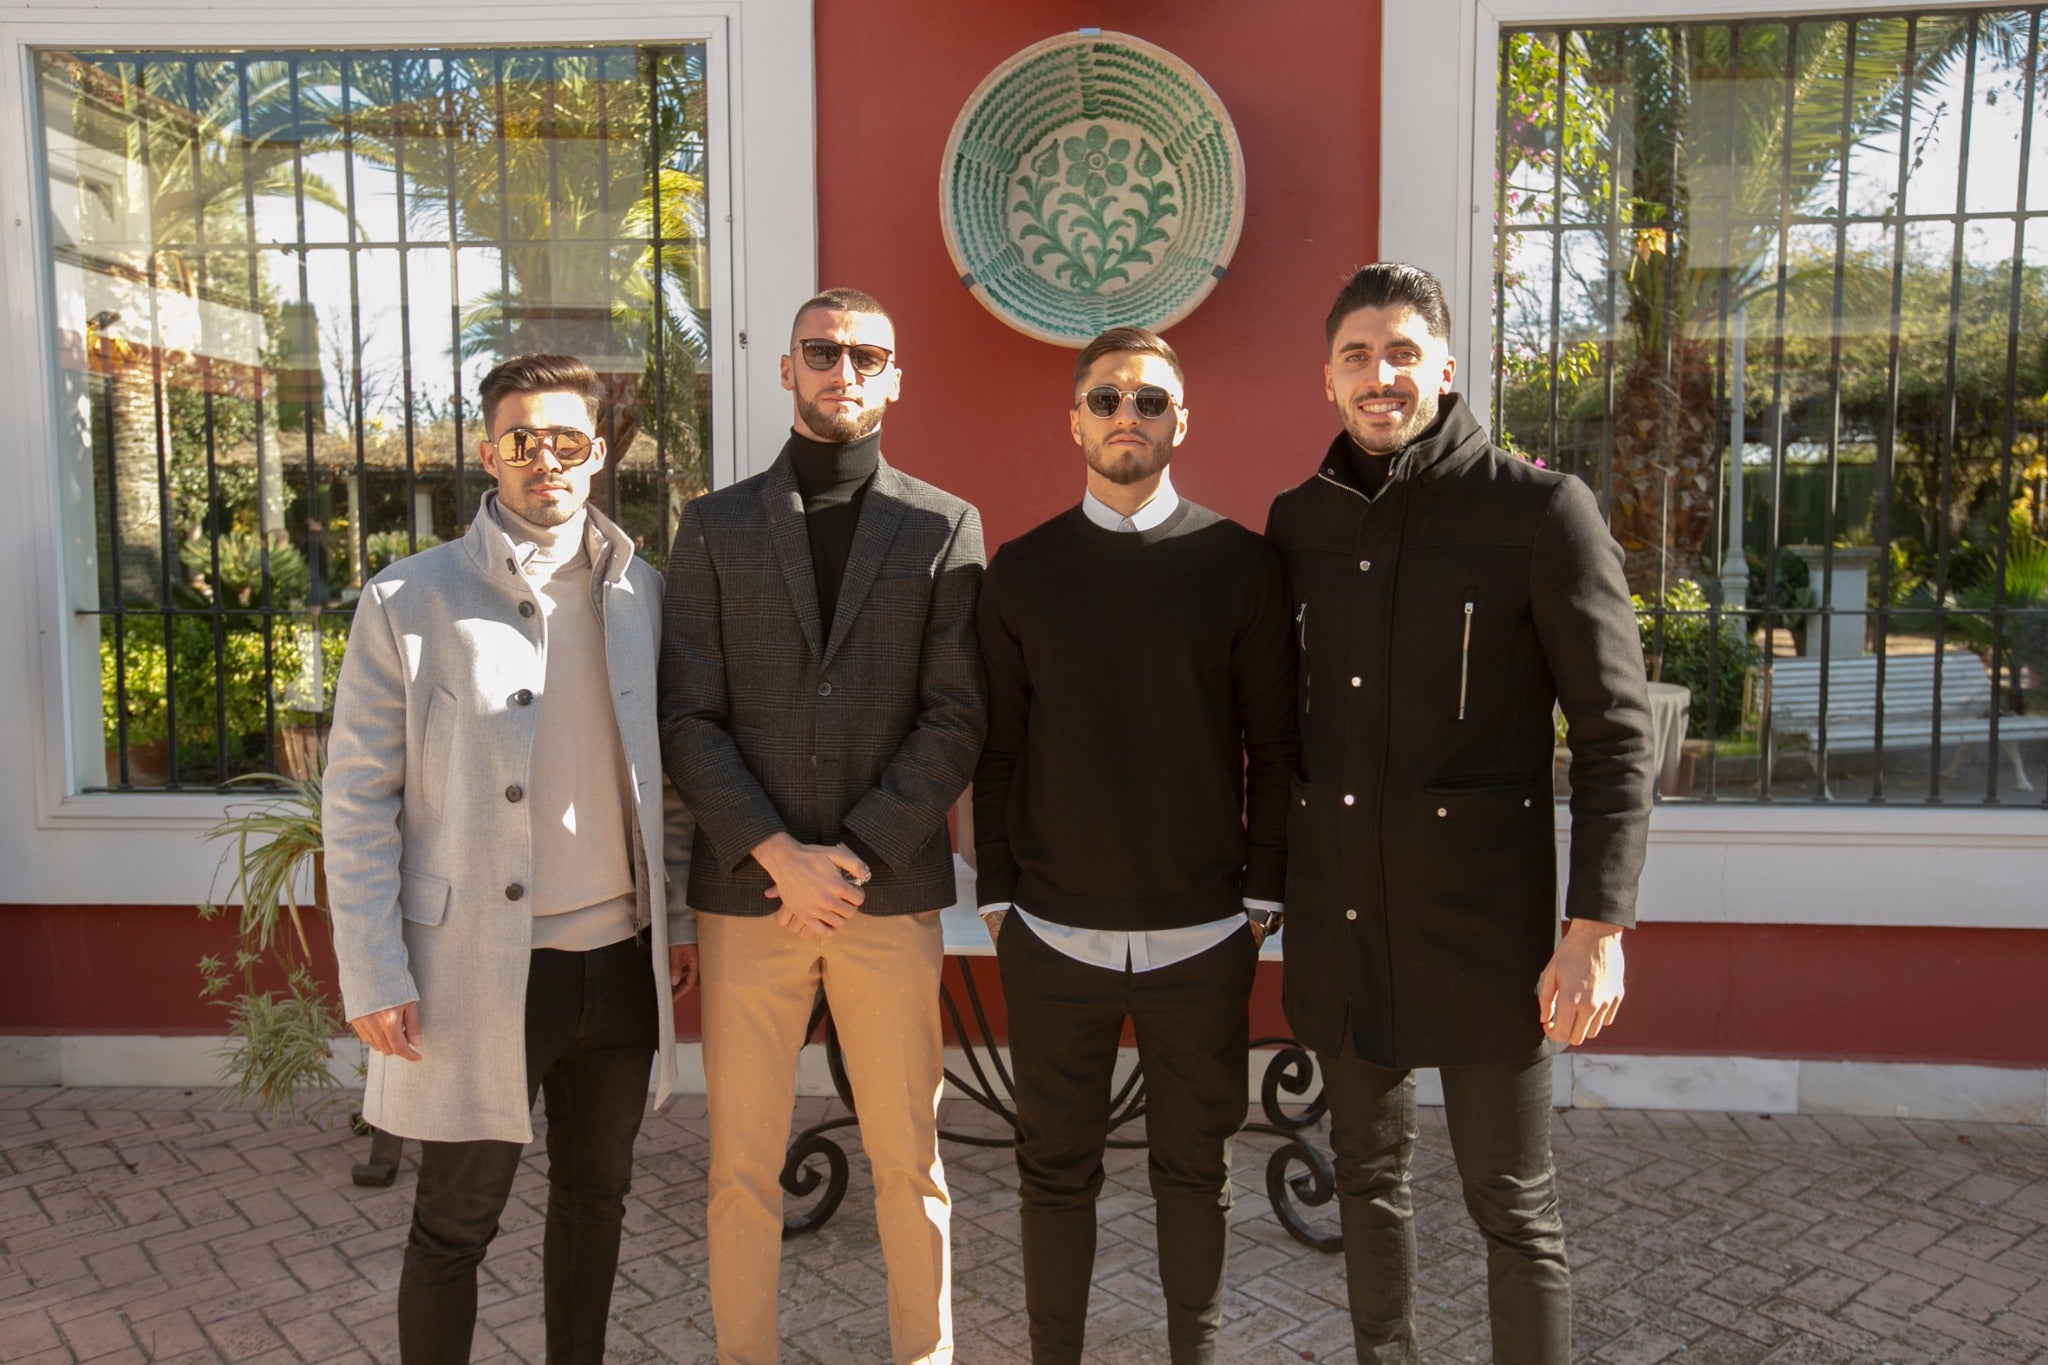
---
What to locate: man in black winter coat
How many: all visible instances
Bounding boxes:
[1266,263,1655,1363]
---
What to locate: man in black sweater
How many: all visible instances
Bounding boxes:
[973,327,1296,1365]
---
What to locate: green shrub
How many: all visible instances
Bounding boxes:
[1633,580,1763,739]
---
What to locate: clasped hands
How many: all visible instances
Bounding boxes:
[751,831,870,939]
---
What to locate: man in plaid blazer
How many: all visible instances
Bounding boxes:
[659,287,985,1364]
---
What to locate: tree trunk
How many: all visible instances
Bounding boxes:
[1608,343,1720,597]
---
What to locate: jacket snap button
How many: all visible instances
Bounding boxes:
[1345,908,1358,921]
[505,883,525,901]
[1299,796,1307,807]
[1523,798,1532,808]
[1358,559,1371,571]
[1351,676,1361,686]
[512,689,534,706]
[1343,794,1355,806]
[1436,807,1448,818]
[518,601,535,618]
[817,682,833,697]
[506,785,523,802]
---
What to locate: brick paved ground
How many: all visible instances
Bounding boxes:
[3,1085,2045,1362]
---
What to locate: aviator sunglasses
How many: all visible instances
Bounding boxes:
[796,338,894,378]
[491,427,597,468]
[1077,384,1178,420]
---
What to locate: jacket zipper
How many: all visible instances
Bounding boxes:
[1458,600,1474,721]
[1296,601,1311,714]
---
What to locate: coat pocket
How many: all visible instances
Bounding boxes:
[420,686,456,815]
[397,868,451,926]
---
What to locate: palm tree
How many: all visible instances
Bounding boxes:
[1502,13,2032,592]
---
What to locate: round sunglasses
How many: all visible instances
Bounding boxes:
[796,338,894,378]
[1076,384,1179,420]
[491,427,596,468]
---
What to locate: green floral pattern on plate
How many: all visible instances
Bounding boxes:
[1014,125,1177,294]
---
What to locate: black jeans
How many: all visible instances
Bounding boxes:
[396,935,659,1365]
[1318,1038,1569,1364]
[997,915,1257,1365]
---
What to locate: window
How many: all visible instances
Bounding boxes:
[42,43,712,792]
[1495,7,2047,804]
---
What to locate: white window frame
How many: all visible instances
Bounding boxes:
[1384,0,2048,930]
[0,0,815,903]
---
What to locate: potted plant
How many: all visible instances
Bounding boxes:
[196,765,354,1121]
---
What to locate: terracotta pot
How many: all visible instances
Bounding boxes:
[105,739,170,787]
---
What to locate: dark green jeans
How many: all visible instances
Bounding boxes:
[1319,1040,1569,1364]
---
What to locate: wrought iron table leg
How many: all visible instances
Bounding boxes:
[351,1124,404,1188]
[1242,1035,1341,1252]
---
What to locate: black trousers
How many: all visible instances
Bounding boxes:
[1318,1038,1569,1364]
[997,915,1257,1365]
[396,935,659,1365]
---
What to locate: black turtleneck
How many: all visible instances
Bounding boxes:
[1345,440,1400,501]
[787,427,882,633]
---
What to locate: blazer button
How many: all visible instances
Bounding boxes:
[1345,908,1358,921]
[519,601,535,618]
[506,784,524,802]
[512,689,534,706]
[818,682,833,697]
[505,883,525,901]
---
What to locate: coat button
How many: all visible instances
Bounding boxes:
[1343,794,1355,806]
[512,689,534,706]
[1523,798,1533,808]
[1299,796,1307,807]
[1351,676,1361,686]
[1345,908,1358,921]
[505,556,517,572]
[818,682,833,697]
[505,883,525,901]
[506,785,523,802]
[1358,559,1372,571]
[1437,807,1448,818]
[519,601,535,618]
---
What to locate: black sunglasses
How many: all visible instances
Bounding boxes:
[492,427,596,468]
[1077,384,1178,420]
[796,338,894,378]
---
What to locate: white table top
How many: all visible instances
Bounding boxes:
[939,856,1284,960]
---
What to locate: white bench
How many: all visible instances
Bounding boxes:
[1765,652,2048,792]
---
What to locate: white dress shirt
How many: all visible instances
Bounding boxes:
[984,470,1282,972]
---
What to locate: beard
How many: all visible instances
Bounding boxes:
[1341,387,1441,455]
[796,388,885,444]
[503,480,581,528]
[1082,431,1172,485]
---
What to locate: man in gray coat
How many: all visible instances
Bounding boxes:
[661,287,985,1364]
[325,354,696,1365]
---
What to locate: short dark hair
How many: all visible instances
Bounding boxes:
[478,353,604,430]
[1072,326,1185,390]
[790,286,893,343]
[1324,263,1452,346]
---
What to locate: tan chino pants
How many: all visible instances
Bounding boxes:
[698,908,952,1364]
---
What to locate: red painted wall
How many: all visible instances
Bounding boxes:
[812,2,1383,550]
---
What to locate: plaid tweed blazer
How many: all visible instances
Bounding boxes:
[658,446,986,916]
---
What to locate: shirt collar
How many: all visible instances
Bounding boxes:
[1081,468,1179,532]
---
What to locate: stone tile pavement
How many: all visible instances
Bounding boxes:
[2,1085,2046,1362]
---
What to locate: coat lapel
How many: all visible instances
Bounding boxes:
[761,455,826,659]
[821,456,907,667]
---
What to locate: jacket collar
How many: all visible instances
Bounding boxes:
[759,437,909,666]
[462,489,638,592]
[1313,391,1492,496]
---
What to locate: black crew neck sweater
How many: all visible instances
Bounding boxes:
[972,500,1298,931]
[786,428,881,633]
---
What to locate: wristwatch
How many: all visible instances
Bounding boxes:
[1247,908,1283,946]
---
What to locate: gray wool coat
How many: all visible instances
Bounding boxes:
[659,449,985,914]
[323,494,693,1144]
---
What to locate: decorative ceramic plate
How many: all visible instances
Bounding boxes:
[939,29,1246,347]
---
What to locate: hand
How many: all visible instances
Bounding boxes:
[980,907,1007,946]
[351,1000,422,1061]
[668,943,699,999]
[752,832,866,939]
[1535,919,1626,1047]
[1247,912,1282,949]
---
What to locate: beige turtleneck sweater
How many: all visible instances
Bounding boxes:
[491,499,640,952]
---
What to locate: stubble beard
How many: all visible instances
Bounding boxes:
[797,389,884,444]
[1083,432,1171,486]
[1343,388,1441,456]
